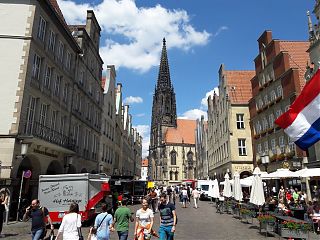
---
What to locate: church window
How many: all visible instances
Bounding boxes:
[187,151,193,166]
[170,171,173,180]
[170,150,176,165]
[175,171,178,180]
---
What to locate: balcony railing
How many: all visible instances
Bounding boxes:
[23,121,75,150]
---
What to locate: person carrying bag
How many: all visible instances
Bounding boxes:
[87,214,108,240]
[56,202,82,240]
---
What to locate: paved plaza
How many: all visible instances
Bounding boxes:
[1,200,320,240]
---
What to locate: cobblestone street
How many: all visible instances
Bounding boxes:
[2,200,320,239]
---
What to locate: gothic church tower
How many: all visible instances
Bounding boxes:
[149,38,177,180]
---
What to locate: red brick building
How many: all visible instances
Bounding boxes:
[249,30,309,173]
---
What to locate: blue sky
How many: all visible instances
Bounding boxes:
[57,0,314,156]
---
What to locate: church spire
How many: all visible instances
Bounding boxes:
[157,38,172,90]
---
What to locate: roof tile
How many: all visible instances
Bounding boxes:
[225,71,255,104]
[165,119,197,144]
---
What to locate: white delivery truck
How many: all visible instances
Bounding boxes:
[38,173,111,224]
[197,180,215,200]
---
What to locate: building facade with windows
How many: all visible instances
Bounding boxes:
[249,31,309,173]
[305,2,320,167]
[207,64,255,181]
[0,0,142,210]
[149,39,197,185]
[195,116,209,180]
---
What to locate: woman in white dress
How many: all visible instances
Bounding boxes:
[134,198,154,240]
[56,202,82,240]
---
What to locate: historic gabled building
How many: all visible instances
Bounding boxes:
[195,116,208,180]
[306,2,320,168]
[207,65,255,181]
[249,31,309,173]
[149,39,196,185]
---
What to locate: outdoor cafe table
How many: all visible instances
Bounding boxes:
[289,206,305,220]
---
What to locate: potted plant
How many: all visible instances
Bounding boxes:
[240,208,254,222]
[280,220,312,239]
[224,200,233,213]
[257,214,276,232]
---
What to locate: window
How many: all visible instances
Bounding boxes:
[271,138,276,154]
[79,70,84,85]
[279,136,285,153]
[257,143,262,154]
[270,90,276,101]
[264,95,269,105]
[175,171,178,181]
[43,65,52,89]
[32,54,42,80]
[54,75,61,96]
[63,83,68,103]
[60,116,65,135]
[263,118,269,130]
[50,110,58,130]
[238,139,247,156]
[170,171,173,180]
[257,98,263,109]
[39,103,48,126]
[26,96,37,133]
[73,124,79,145]
[57,41,64,62]
[236,114,245,129]
[170,150,176,165]
[187,152,193,166]
[256,121,262,134]
[37,16,46,42]
[264,141,269,153]
[288,137,295,152]
[65,51,71,70]
[276,109,282,118]
[48,30,56,52]
[277,85,283,97]
[268,114,274,128]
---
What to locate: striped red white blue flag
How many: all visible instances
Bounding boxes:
[275,69,320,150]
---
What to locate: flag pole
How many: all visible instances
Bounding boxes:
[16,171,25,221]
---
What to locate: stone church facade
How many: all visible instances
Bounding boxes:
[148,39,196,186]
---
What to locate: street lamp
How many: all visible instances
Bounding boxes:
[261,155,270,172]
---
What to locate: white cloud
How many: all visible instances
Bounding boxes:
[135,113,146,117]
[57,0,211,72]
[214,26,229,38]
[201,87,219,109]
[179,109,207,120]
[123,96,143,104]
[134,125,150,157]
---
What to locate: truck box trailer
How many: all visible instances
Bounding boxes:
[38,173,111,224]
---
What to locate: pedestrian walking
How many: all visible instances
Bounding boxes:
[187,186,191,204]
[148,188,158,213]
[112,199,134,240]
[191,188,200,209]
[23,199,54,240]
[181,188,188,208]
[134,198,155,240]
[158,193,177,240]
[89,203,113,240]
[56,202,82,240]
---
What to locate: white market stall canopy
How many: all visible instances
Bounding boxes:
[290,168,320,178]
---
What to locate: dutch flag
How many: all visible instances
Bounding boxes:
[275,69,320,150]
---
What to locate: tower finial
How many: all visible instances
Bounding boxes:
[163,37,166,45]
[307,11,315,41]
